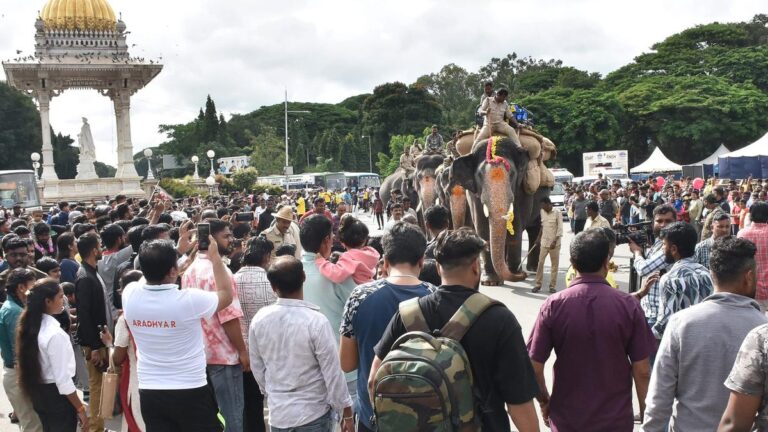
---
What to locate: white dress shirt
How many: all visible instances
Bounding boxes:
[249,298,352,429]
[39,314,76,395]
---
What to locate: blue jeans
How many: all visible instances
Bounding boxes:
[270,410,331,432]
[208,365,244,432]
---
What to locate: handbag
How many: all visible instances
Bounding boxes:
[99,350,119,420]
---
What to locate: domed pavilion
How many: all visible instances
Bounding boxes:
[2,0,163,201]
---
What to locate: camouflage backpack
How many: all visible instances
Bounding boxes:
[372,293,499,432]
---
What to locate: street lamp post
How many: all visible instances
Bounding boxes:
[284,88,310,190]
[362,135,372,172]
[207,150,216,177]
[205,176,215,196]
[144,148,155,180]
[30,152,41,181]
[191,155,200,180]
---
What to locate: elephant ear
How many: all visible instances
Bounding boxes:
[450,153,478,194]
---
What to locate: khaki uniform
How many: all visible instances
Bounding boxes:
[261,223,302,259]
[476,98,517,141]
[535,209,563,290]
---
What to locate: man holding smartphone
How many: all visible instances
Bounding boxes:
[124,236,233,431]
[183,219,247,432]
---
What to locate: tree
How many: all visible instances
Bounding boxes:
[94,161,117,178]
[231,166,260,191]
[0,82,43,170]
[248,127,285,176]
[52,132,78,179]
[376,134,417,177]
[521,88,624,174]
[416,64,480,130]
[362,82,442,163]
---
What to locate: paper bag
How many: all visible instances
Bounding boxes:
[99,354,118,419]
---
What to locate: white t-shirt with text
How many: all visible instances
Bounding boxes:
[123,282,218,390]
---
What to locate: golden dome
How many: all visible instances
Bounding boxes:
[40,0,117,31]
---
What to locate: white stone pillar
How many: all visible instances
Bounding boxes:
[37,92,59,181]
[114,93,139,178]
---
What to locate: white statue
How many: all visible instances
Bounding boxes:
[79,117,96,160]
[75,117,98,180]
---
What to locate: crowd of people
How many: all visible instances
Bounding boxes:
[1,167,768,432]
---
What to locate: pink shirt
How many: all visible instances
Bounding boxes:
[182,254,243,365]
[316,246,380,285]
[738,222,768,300]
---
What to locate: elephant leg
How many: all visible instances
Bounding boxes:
[468,194,502,285]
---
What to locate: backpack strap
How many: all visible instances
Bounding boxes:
[399,297,429,333]
[440,293,499,341]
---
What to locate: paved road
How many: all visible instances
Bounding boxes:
[0,210,643,431]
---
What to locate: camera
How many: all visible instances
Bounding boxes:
[614,221,654,247]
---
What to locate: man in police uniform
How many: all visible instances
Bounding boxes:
[261,206,302,259]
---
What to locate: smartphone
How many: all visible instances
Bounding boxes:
[235,212,254,222]
[198,223,210,251]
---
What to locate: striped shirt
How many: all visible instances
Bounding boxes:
[652,258,713,339]
[634,240,671,324]
[234,266,276,349]
[738,222,768,300]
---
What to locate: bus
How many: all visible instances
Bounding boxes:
[0,170,41,209]
[343,172,381,190]
[256,172,347,190]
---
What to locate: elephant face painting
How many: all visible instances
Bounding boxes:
[451,137,535,284]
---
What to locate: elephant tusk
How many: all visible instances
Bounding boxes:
[483,204,490,218]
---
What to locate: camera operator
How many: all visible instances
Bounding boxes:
[628,205,677,337]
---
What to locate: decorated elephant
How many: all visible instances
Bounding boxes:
[451,135,551,284]
[412,152,445,221]
[435,162,471,229]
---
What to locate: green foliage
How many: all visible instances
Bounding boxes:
[251,183,285,196]
[247,127,285,176]
[416,64,480,130]
[52,132,77,179]
[0,82,43,170]
[377,134,417,177]
[362,82,443,160]
[158,178,198,198]
[94,161,117,178]
[230,167,260,191]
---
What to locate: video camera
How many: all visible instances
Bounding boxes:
[614,221,654,248]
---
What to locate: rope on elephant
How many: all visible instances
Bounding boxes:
[485,136,511,171]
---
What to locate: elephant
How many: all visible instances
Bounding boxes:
[435,162,471,229]
[378,168,418,214]
[412,152,445,223]
[451,135,551,285]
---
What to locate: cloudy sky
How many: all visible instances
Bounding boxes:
[0,0,763,166]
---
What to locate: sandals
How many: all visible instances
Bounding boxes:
[532,286,541,293]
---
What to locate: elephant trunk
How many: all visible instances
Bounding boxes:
[449,185,467,229]
[418,176,436,212]
[486,166,527,283]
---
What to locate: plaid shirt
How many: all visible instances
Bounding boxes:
[652,258,713,338]
[634,239,671,324]
[738,222,768,300]
[693,237,715,269]
[234,266,276,349]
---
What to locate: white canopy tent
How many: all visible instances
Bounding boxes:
[718,132,768,179]
[693,144,730,165]
[721,132,768,157]
[630,147,682,173]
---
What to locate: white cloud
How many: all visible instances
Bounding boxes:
[0,0,763,166]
